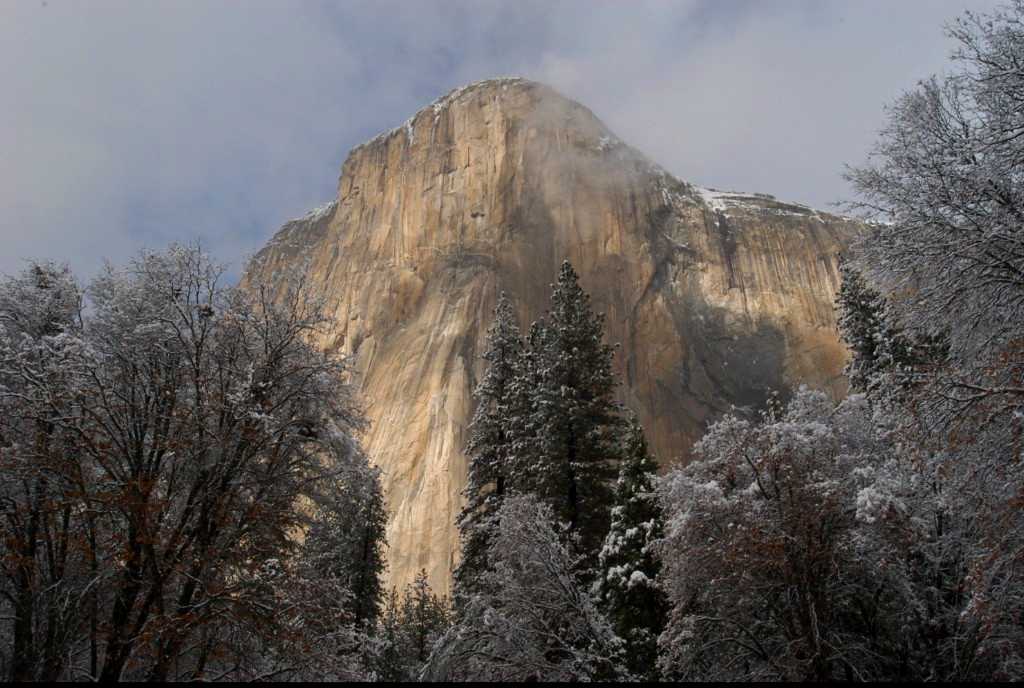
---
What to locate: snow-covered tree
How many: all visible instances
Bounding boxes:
[836,258,945,397]
[0,262,86,682]
[371,571,452,681]
[503,316,548,491]
[840,6,1024,678]
[511,262,623,576]
[427,495,626,682]
[837,258,901,393]
[660,385,1024,681]
[403,571,452,671]
[79,247,366,681]
[595,415,667,680]
[0,246,376,681]
[658,389,901,681]
[303,445,388,628]
[230,447,382,682]
[845,0,1024,426]
[454,293,522,600]
[0,262,81,340]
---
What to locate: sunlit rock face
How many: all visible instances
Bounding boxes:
[246,78,863,594]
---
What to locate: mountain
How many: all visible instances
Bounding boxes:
[245,77,863,593]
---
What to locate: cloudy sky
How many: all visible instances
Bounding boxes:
[0,0,1001,279]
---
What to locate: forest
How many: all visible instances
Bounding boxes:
[2,1,1024,681]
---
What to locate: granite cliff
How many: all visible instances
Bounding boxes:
[246,78,863,593]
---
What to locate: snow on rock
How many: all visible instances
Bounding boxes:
[247,200,337,274]
[354,77,530,152]
[427,76,527,116]
[648,167,844,224]
[301,200,338,224]
[694,187,827,220]
[697,188,736,213]
[596,135,620,152]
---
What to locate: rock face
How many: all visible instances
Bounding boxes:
[246,78,863,594]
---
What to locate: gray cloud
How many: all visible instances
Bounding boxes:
[0,0,1000,278]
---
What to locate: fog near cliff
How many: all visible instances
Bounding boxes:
[0,0,999,277]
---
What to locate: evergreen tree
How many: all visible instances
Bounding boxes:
[454,293,522,599]
[836,258,892,393]
[304,451,388,627]
[402,570,452,668]
[596,415,667,680]
[514,261,624,576]
[502,317,548,494]
[348,472,388,626]
[370,589,405,681]
[372,572,452,681]
[426,496,626,682]
[836,259,945,396]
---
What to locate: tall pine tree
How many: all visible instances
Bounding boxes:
[836,258,944,395]
[836,258,894,393]
[513,261,623,576]
[303,451,388,627]
[596,416,667,680]
[454,293,522,598]
[372,572,452,681]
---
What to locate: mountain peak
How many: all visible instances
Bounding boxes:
[249,75,866,595]
[351,77,613,156]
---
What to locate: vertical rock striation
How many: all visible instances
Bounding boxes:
[246,78,863,593]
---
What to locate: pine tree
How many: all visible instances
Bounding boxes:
[370,589,406,681]
[302,447,387,628]
[371,573,451,681]
[836,259,944,395]
[426,495,627,682]
[350,476,388,626]
[514,261,623,576]
[502,317,548,495]
[402,570,452,667]
[454,293,522,599]
[836,258,892,393]
[596,415,667,680]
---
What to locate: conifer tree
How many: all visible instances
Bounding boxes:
[596,415,667,680]
[426,495,626,682]
[304,451,388,627]
[503,317,548,491]
[349,474,388,625]
[836,259,892,393]
[454,293,522,598]
[371,573,451,681]
[515,261,623,575]
[836,259,943,395]
[402,570,452,669]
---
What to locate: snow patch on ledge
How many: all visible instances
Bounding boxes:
[595,134,621,152]
[297,200,338,224]
[696,188,737,213]
[247,199,337,274]
[250,199,337,271]
[694,187,826,221]
[697,188,783,211]
[645,165,849,224]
